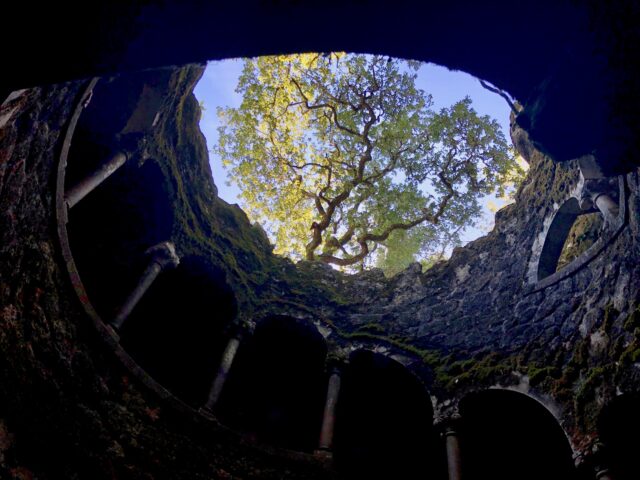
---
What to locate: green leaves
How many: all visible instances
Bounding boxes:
[216,54,519,274]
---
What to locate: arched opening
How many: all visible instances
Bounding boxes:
[598,393,640,480]
[64,73,178,317]
[64,69,176,193]
[215,315,328,452]
[459,390,575,480]
[66,158,175,318]
[333,350,444,479]
[64,70,179,319]
[119,256,237,406]
[555,212,603,272]
[537,198,601,280]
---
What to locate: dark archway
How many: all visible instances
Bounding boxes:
[119,256,237,406]
[67,158,175,318]
[555,211,603,272]
[459,390,575,480]
[215,316,328,452]
[333,350,444,480]
[538,198,586,280]
[64,69,176,191]
[597,393,640,480]
[65,73,177,318]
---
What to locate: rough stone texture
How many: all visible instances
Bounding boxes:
[1,62,638,477]
[0,73,335,479]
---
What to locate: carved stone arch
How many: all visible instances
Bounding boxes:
[489,384,576,448]
[214,315,329,452]
[258,312,331,340]
[252,304,336,341]
[536,197,584,281]
[59,76,178,318]
[333,349,445,479]
[458,388,576,479]
[66,158,177,315]
[527,175,627,291]
[119,255,238,406]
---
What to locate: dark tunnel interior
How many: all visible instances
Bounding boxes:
[458,389,576,480]
[538,198,582,280]
[65,75,176,319]
[597,393,640,480]
[215,316,328,452]
[119,256,237,406]
[66,156,175,319]
[333,350,445,480]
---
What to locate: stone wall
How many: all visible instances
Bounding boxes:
[0,72,335,480]
[1,62,638,477]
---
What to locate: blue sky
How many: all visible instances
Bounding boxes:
[194,57,516,249]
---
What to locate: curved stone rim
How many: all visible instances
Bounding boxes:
[53,77,329,467]
[51,75,591,465]
[525,175,628,294]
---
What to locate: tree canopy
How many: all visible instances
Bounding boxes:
[216,53,523,274]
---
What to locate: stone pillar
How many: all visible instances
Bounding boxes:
[595,467,614,480]
[65,151,129,209]
[203,321,254,411]
[593,193,620,222]
[592,441,615,480]
[579,178,620,223]
[110,242,180,330]
[443,415,463,480]
[315,361,344,458]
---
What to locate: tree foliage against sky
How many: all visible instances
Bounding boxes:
[216,53,523,273]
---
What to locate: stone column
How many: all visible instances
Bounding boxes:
[579,178,620,223]
[315,361,344,458]
[592,441,615,480]
[65,150,129,209]
[110,242,180,330]
[203,321,254,411]
[593,193,620,222]
[443,415,463,480]
[595,467,614,480]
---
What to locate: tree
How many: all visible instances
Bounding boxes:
[216,53,522,273]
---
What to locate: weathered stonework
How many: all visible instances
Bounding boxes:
[0,71,338,480]
[1,44,639,480]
